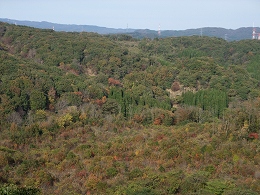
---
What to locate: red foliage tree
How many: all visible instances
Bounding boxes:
[248,133,259,139]
[153,117,162,125]
[171,81,181,92]
[108,78,121,86]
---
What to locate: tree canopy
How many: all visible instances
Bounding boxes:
[1,22,260,194]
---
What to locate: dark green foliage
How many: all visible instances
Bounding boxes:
[30,90,46,110]
[55,80,73,96]
[202,180,229,195]
[9,124,43,144]
[60,92,82,107]
[107,34,134,41]
[246,55,260,83]
[182,89,228,117]
[158,165,165,172]
[108,86,171,118]
[25,124,43,137]
[102,98,119,115]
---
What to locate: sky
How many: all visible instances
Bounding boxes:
[0,0,259,30]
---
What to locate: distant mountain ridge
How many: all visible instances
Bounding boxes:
[0,18,259,41]
[130,27,260,41]
[0,18,136,34]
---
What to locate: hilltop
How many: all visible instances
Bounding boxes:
[1,18,259,41]
[0,22,260,194]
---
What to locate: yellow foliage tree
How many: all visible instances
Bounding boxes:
[57,113,73,127]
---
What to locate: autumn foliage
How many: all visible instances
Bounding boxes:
[171,81,181,92]
[108,77,121,86]
[1,22,260,194]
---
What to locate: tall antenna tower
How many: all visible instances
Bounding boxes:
[158,24,161,37]
[252,22,256,39]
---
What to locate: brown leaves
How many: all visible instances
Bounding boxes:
[171,81,181,92]
[248,133,259,139]
[108,78,121,86]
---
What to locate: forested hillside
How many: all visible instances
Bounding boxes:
[1,22,260,194]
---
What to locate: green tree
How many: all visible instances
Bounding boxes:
[30,90,46,110]
[102,98,119,115]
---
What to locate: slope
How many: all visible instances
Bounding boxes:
[0,22,260,194]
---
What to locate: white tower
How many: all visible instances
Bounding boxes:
[253,23,256,39]
[225,34,228,41]
[158,24,161,37]
[253,28,256,39]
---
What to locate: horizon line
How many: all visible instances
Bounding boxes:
[0,18,259,31]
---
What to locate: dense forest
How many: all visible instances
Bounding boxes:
[1,22,260,194]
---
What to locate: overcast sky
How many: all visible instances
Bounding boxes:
[0,0,259,30]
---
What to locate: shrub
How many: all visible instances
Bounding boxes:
[158,165,165,172]
[166,170,184,194]
[85,174,101,190]
[202,180,229,195]
[66,151,76,160]
[37,170,55,187]
[120,183,156,195]
[25,124,43,137]
[0,151,8,168]
[102,99,119,115]
[34,110,47,121]
[145,175,164,191]
[165,146,179,159]
[106,167,118,178]
[180,171,209,194]
[125,187,155,195]
[204,165,216,175]
[223,188,258,195]
[128,168,143,180]
[0,184,40,195]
